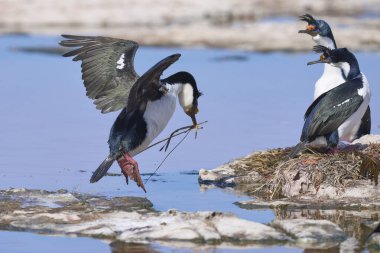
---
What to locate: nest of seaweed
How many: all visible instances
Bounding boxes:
[233,144,380,199]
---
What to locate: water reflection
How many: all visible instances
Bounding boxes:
[110,241,159,253]
[240,203,380,252]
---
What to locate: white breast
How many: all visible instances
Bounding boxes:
[338,75,371,142]
[130,86,178,156]
[314,64,345,99]
[178,83,194,112]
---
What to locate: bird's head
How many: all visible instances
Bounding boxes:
[162,71,202,127]
[307,46,360,79]
[299,14,335,48]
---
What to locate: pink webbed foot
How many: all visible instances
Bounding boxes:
[117,153,147,193]
[328,147,340,155]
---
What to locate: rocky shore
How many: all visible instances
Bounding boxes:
[1,136,380,251]
[1,0,380,52]
[197,134,380,251]
[0,188,364,251]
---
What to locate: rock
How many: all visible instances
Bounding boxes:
[198,152,266,190]
[0,188,289,246]
[236,198,380,211]
[198,166,237,188]
[353,134,380,146]
[237,198,379,251]
[272,219,346,247]
[340,237,360,253]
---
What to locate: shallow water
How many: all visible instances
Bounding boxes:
[0,35,379,252]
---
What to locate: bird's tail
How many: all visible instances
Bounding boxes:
[288,141,307,158]
[90,156,115,183]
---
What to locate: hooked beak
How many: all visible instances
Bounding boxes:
[307,59,330,65]
[190,114,197,127]
[298,25,318,36]
[187,107,199,127]
[299,29,310,34]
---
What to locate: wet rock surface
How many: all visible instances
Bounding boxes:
[272,219,346,247]
[0,187,366,250]
[236,197,380,252]
[1,187,379,252]
[0,188,291,246]
[199,135,380,251]
[1,0,380,52]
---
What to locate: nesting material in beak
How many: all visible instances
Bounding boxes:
[188,107,199,138]
[190,113,198,127]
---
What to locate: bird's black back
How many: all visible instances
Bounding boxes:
[108,108,147,157]
[302,76,364,142]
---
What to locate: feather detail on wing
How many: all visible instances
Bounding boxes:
[60,35,140,113]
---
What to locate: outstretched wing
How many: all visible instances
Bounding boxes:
[302,78,364,141]
[60,35,140,113]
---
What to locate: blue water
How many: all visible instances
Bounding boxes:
[0,35,379,252]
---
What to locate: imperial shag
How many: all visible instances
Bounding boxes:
[290,46,371,158]
[299,14,371,140]
[60,35,202,192]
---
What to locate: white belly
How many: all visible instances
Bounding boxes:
[130,94,177,156]
[314,64,345,99]
[338,76,371,142]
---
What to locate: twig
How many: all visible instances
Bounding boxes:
[142,121,208,153]
[144,129,192,185]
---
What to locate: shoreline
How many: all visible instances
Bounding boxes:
[1,0,380,52]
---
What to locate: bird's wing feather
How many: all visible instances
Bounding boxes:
[125,53,181,114]
[302,78,364,140]
[60,35,140,113]
[304,92,328,120]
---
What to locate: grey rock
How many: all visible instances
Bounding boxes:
[272,219,346,247]
[198,166,237,188]
[0,188,289,246]
[353,134,380,146]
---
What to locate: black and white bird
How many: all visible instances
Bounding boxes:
[60,35,202,192]
[299,14,371,140]
[289,46,371,158]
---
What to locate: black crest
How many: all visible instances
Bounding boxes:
[299,14,317,24]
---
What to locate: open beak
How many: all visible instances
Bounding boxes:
[307,59,329,65]
[298,25,318,36]
[298,29,309,34]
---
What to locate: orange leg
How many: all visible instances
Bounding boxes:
[117,153,147,193]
